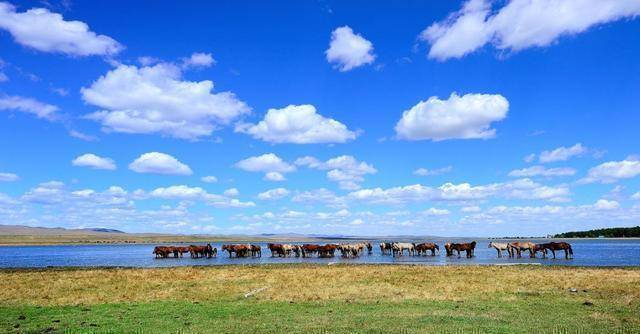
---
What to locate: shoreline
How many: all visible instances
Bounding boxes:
[1,236,639,247]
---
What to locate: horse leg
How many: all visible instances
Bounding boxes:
[564,249,569,259]
[551,250,556,259]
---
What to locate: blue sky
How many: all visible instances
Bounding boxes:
[1,0,639,237]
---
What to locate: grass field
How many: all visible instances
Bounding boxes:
[1,264,639,333]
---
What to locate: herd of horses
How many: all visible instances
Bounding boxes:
[153,241,573,260]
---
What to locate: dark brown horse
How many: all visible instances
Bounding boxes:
[415,243,439,256]
[250,244,262,257]
[317,244,338,257]
[222,244,251,257]
[541,242,573,259]
[189,245,208,258]
[446,241,476,258]
[531,244,547,258]
[301,244,320,257]
[267,243,285,257]
[153,246,172,258]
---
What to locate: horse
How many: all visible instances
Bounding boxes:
[379,242,393,255]
[488,242,512,258]
[508,242,536,258]
[392,242,415,257]
[222,244,251,257]
[250,244,261,257]
[541,242,573,259]
[153,246,172,258]
[189,245,208,258]
[301,244,320,257]
[291,245,302,257]
[364,242,373,254]
[338,244,360,257]
[317,244,337,257]
[532,244,547,258]
[175,246,191,258]
[415,243,439,256]
[267,243,285,257]
[447,242,476,258]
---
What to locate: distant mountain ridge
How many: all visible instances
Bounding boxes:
[0,225,125,235]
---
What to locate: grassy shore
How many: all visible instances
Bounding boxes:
[1,264,639,333]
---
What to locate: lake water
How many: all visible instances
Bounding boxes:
[1,239,639,268]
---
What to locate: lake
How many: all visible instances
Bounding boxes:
[1,239,639,268]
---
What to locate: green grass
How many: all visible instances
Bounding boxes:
[2,296,639,333]
[1,265,639,333]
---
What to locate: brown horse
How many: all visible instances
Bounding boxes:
[415,243,439,256]
[541,242,573,259]
[250,244,261,257]
[446,241,476,258]
[222,244,251,257]
[508,242,536,258]
[317,244,338,257]
[301,244,320,257]
[267,243,285,257]
[189,245,208,258]
[153,246,172,258]
[175,246,191,258]
[531,244,547,258]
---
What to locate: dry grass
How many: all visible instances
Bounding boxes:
[1,264,639,307]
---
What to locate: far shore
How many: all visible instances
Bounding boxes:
[1,234,639,246]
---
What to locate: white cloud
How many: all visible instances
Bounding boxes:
[201,175,218,183]
[82,63,250,140]
[0,95,58,120]
[182,52,215,68]
[147,185,254,208]
[0,2,122,56]
[422,208,450,216]
[72,153,116,170]
[420,0,640,61]
[292,188,346,207]
[508,165,575,178]
[129,152,192,175]
[236,104,357,144]
[224,188,239,197]
[296,155,377,190]
[235,153,295,181]
[395,93,508,141]
[593,199,620,210]
[69,130,98,142]
[347,178,569,205]
[523,153,536,163]
[631,192,640,200]
[264,172,286,182]
[461,206,481,213]
[257,188,290,200]
[0,172,19,182]
[580,158,640,184]
[538,143,587,163]
[414,166,452,176]
[326,26,376,71]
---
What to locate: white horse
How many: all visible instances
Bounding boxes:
[488,242,512,258]
[392,242,415,257]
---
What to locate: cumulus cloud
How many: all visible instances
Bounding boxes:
[201,175,218,183]
[422,208,450,216]
[224,188,239,197]
[295,155,376,190]
[235,153,295,181]
[593,199,620,210]
[72,153,116,170]
[0,2,122,56]
[257,188,290,200]
[81,63,250,140]
[236,104,357,144]
[508,165,576,178]
[129,152,192,175]
[68,130,98,142]
[0,172,19,182]
[538,143,587,163]
[326,26,376,71]
[631,192,640,200]
[347,178,569,205]
[395,93,508,141]
[414,166,452,176]
[181,52,215,68]
[420,0,640,60]
[147,185,253,208]
[580,158,640,184]
[0,94,58,120]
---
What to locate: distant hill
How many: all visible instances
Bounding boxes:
[554,226,640,238]
[0,225,126,235]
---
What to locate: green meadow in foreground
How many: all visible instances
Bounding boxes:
[1,264,639,333]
